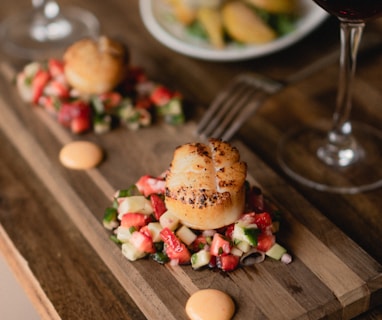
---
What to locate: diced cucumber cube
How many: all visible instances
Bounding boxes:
[116,226,135,243]
[230,246,243,257]
[121,242,147,261]
[117,196,153,219]
[176,225,197,245]
[191,250,211,269]
[147,222,163,242]
[265,243,287,260]
[159,210,179,230]
[233,221,258,246]
[235,240,251,253]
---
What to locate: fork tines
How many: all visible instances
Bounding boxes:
[196,74,272,141]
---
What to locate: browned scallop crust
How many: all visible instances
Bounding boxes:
[64,36,128,94]
[165,139,247,230]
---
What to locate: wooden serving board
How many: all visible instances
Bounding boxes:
[1,62,381,320]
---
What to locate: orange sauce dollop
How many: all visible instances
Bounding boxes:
[59,141,103,170]
[186,289,235,320]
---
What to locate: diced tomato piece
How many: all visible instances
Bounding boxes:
[136,175,165,197]
[121,213,148,229]
[253,212,273,232]
[130,231,155,253]
[217,254,240,272]
[256,234,275,252]
[150,85,173,106]
[210,233,231,256]
[150,194,167,220]
[160,227,190,264]
[32,69,51,104]
[48,59,65,77]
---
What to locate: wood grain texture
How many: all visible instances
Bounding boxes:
[1,1,382,319]
[0,62,381,319]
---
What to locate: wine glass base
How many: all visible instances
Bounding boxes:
[277,122,382,194]
[0,6,99,60]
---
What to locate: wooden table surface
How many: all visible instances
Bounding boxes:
[1,1,382,319]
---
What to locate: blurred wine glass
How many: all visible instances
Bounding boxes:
[278,0,382,193]
[0,0,99,60]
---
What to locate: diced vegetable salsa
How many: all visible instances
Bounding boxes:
[15,59,185,134]
[103,175,292,272]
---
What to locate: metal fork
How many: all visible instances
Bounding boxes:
[196,34,381,141]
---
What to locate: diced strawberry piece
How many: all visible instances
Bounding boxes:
[45,80,69,99]
[208,255,217,268]
[217,254,240,272]
[165,244,191,264]
[32,69,51,104]
[48,59,65,77]
[160,228,182,251]
[150,194,167,220]
[190,235,208,252]
[256,234,275,252]
[98,92,123,109]
[160,227,190,264]
[135,96,152,109]
[57,100,91,133]
[121,213,148,229]
[57,103,72,127]
[224,224,235,240]
[38,96,60,114]
[150,85,173,106]
[71,116,91,134]
[130,231,155,253]
[139,225,152,238]
[136,175,165,197]
[210,233,231,256]
[253,212,273,232]
[239,212,257,224]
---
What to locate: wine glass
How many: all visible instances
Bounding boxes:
[278,1,382,194]
[0,0,100,60]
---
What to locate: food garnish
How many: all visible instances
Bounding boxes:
[59,141,103,170]
[15,37,185,134]
[102,173,292,272]
[186,289,235,320]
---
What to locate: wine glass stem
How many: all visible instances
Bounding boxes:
[318,21,365,167]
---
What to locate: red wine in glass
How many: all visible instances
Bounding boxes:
[312,0,382,21]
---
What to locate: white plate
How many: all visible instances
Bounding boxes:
[139,0,328,61]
